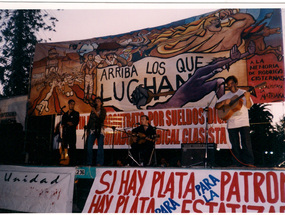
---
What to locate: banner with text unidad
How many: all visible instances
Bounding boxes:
[83,168,285,213]
[0,165,75,213]
[29,8,284,117]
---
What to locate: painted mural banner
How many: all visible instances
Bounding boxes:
[28,8,284,117]
[83,168,285,213]
[0,165,75,213]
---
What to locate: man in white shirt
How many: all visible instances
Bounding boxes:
[215,75,254,166]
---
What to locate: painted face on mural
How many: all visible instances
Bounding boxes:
[206,17,222,32]
[106,53,114,61]
[88,54,93,61]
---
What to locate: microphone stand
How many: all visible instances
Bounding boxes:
[102,124,117,166]
[148,126,168,167]
[203,83,224,168]
[127,123,143,167]
[187,82,223,168]
[111,126,116,166]
[104,124,127,166]
[82,125,87,162]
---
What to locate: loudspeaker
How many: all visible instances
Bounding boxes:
[26,115,55,165]
[0,122,24,164]
[181,143,215,167]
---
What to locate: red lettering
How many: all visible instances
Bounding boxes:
[165,130,170,144]
[171,110,177,126]
[247,205,264,212]
[254,172,266,202]
[150,171,165,197]
[220,127,227,144]
[280,172,285,202]
[186,109,192,124]
[130,196,138,213]
[227,172,241,202]
[178,109,182,125]
[165,110,171,126]
[153,111,159,126]
[205,202,218,213]
[193,128,198,142]
[199,127,205,143]
[115,195,126,213]
[95,171,112,194]
[208,108,214,124]
[193,108,198,125]
[214,127,220,143]
[109,170,117,193]
[146,198,155,213]
[170,129,176,144]
[183,172,195,199]
[118,170,130,195]
[164,172,175,199]
[174,172,188,199]
[148,112,153,123]
[182,128,188,143]
[242,205,247,213]
[137,170,147,196]
[220,171,231,201]
[126,170,137,196]
[226,203,240,212]
[125,113,131,127]
[198,108,204,124]
[181,109,186,125]
[218,202,226,213]
[269,205,276,213]
[78,116,86,129]
[181,200,192,213]
[239,172,252,202]
[208,127,215,143]
[193,199,204,213]
[140,197,150,213]
[159,111,164,126]
[266,172,279,203]
[156,130,162,144]
[88,195,100,213]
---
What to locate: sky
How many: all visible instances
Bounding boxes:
[39,8,216,43]
[1,1,285,124]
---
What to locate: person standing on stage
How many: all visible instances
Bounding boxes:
[86,97,106,166]
[131,115,157,166]
[215,75,254,166]
[62,99,80,166]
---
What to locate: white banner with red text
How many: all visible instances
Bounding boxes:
[55,107,230,150]
[83,168,285,213]
[0,165,75,213]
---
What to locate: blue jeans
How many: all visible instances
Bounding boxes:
[228,126,254,165]
[86,133,104,166]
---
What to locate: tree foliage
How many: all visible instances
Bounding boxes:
[249,103,275,166]
[0,10,58,97]
[273,115,285,165]
[249,103,285,166]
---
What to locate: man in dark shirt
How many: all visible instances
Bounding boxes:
[131,115,157,166]
[62,99,79,165]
